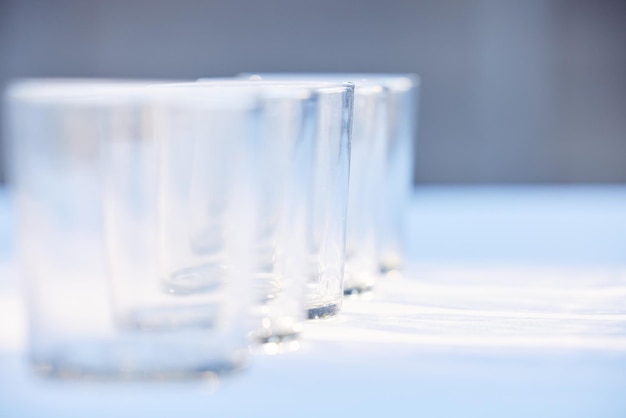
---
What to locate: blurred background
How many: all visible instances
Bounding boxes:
[0,0,625,184]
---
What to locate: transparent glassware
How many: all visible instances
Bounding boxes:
[240,74,389,294]
[365,75,420,275]
[195,79,354,339]
[298,75,420,275]
[301,82,354,312]
[5,79,256,378]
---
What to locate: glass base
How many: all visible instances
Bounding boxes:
[255,329,300,345]
[307,302,340,319]
[32,358,243,381]
[379,254,403,275]
[343,285,373,296]
[343,265,378,296]
[119,304,219,331]
[253,320,301,345]
[380,264,401,275]
[30,335,248,380]
[162,263,224,295]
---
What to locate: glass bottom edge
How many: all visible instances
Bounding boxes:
[31,359,247,381]
[306,302,341,320]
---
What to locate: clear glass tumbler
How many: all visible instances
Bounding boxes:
[241,74,389,294]
[194,79,354,339]
[5,79,258,378]
[367,75,420,275]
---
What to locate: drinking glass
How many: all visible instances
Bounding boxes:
[195,80,354,341]
[5,79,256,378]
[366,75,420,275]
[240,74,388,294]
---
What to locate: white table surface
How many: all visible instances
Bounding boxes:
[1,185,626,418]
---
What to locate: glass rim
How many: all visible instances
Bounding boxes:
[142,80,353,106]
[196,78,355,94]
[239,73,420,92]
[4,77,356,108]
[4,78,177,105]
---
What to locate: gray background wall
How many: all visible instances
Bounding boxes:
[1,0,625,184]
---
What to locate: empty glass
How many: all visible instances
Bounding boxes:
[241,74,389,294]
[106,79,353,352]
[368,75,419,275]
[6,79,257,378]
[195,79,354,341]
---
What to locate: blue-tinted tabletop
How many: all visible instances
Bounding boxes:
[1,186,626,418]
